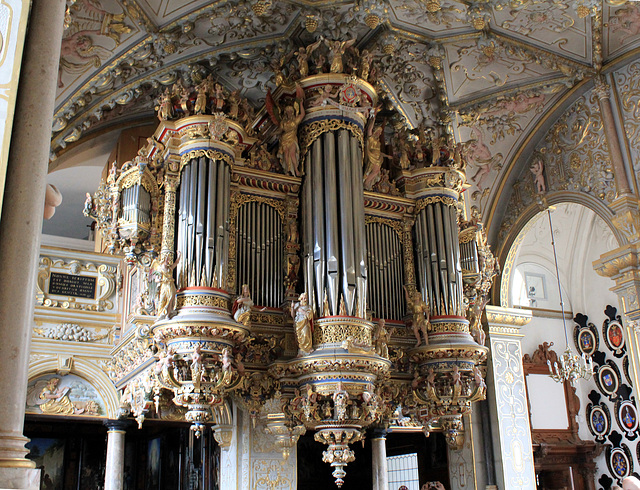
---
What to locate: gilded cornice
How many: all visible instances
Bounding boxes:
[485,305,533,334]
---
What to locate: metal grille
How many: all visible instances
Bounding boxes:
[366,222,405,320]
[235,200,284,308]
[387,453,420,490]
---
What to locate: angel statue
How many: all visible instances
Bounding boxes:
[364,106,392,190]
[266,84,306,177]
[404,286,430,347]
[291,292,313,355]
[150,252,181,319]
[324,38,356,74]
[295,39,321,78]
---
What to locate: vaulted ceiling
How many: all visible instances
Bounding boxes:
[52,0,640,248]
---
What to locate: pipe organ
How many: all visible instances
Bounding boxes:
[366,221,405,321]
[87,41,499,488]
[176,155,231,289]
[235,200,284,308]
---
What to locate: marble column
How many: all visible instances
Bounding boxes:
[104,420,129,490]
[0,0,65,485]
[371,429,388,490]
[594,76,632,196]
[484,306,535,490]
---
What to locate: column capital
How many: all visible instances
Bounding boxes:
[485,305,532,338]
[370,428,389,439]
[103,420,131,432]
[593,75,611,100]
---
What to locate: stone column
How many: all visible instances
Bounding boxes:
[484,306,535,490]
[371,429,388,490]
[104,420,129,490]
[593,76,632,196]
[0,0,65,485]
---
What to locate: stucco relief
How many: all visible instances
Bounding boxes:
[604,3,640,59]
[390,0,468,33]
[491,2,590,62]
[497,89,614,244]
[613,61,640,189]
[490,337,535,490]
[57,0,139,93]
[446,36,561,102]
[457,86,557,216]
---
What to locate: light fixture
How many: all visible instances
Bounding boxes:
[546,207,594,385]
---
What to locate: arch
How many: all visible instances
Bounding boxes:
[495,191,624,307]
[28,356,120,419]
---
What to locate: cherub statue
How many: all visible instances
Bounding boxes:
[156,88,173,121]
[324,38,357,74]
[404,286,430,347]
[266,84,306,177]
[150,252,181,319]
[530,155,546,193]
[291,292,313,355]
[83,192,95,218]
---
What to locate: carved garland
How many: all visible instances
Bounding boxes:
[179,149,234,171]
[299,119,364,161]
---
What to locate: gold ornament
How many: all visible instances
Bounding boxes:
[425,0,441,13]
[305,15,319,33]
[364,13,380,29]
[576,4,590,18]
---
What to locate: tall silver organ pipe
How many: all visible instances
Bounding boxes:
[460,234,479,274]
[235,201,284,308]
[366,222,405,320]
[176,157,230,288]
[413,201,463,316]
[302,128,367,317]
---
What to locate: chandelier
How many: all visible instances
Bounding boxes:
[545,208,594,385]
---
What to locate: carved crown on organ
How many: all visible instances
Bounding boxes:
[85,38,498,488]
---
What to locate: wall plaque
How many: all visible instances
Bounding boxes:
[48,272,96,299]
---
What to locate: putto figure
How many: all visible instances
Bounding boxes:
[266,84,306,177]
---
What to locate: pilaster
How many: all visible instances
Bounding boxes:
[447,414,478,490]
[484,306,535,490]
[0,0,65,479]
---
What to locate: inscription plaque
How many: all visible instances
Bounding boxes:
[48,272,97,299]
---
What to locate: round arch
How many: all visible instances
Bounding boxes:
[494,191,624,307]
[28,357,120,419]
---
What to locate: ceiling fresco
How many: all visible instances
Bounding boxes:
[53,0,640,245]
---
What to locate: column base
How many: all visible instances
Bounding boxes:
[0,467,40,489]
[0,434,35,468]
